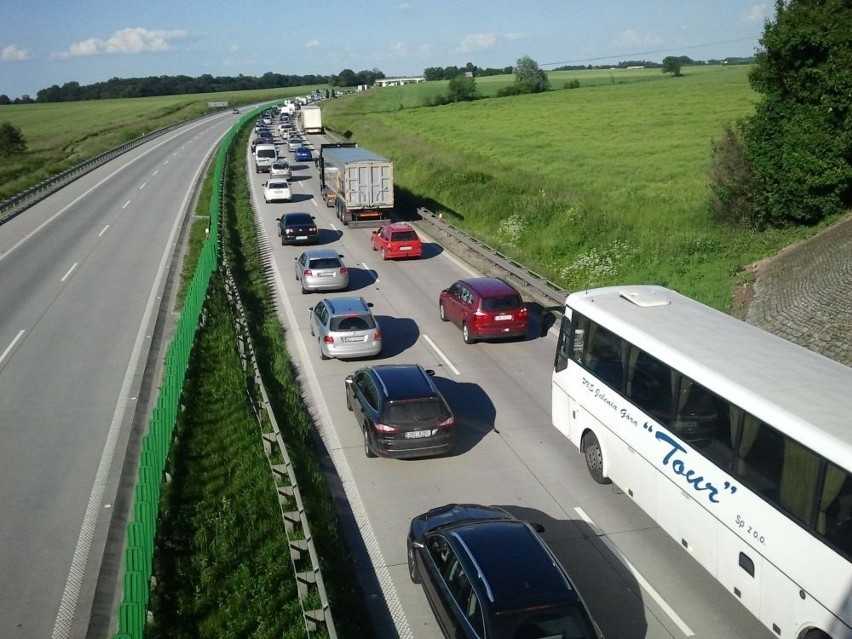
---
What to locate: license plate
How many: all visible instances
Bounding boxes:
[296,235,308,240]
[317,272,332,277]
[495,314,512,321]
[399,246,412,251]
[343,336,365,343]
[405,429,432,439]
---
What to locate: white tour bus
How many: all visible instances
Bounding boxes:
[552,285,852,639]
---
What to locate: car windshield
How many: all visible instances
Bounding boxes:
[392,231,418,241]
[504,605,598,639]
[330,314,375,331]
[383,398,449,425]
[482,295,522,311]
[308,258,341,269]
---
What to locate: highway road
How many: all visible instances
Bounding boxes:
[249,127,776,639]
[0,110,242,639]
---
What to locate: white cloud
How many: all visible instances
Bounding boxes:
[2,44,34,61]
[389,41,408,57]
[612,29,663,49]
[306,39,320,48]
[458,33,498,53]
[51,27,189,59]
[741,4,767,25]
[392,2,411,9]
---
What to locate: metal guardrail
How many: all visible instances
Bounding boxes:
[412,206,568,308]
[217,124,337,638]
[0,114,212,226]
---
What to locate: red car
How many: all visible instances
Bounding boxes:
[439,277,528,344]
[370,222,423,260]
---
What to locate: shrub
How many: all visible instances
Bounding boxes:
[708,123,763,228]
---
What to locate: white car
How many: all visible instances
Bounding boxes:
[263,179,292,203]
[270,160,292,178]
[288,137,303,152]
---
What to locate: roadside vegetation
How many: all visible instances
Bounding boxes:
[0,86,321,200]
[322,64,829,309]
[149,124,370,638]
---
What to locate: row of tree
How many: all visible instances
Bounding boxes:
[423,63,514,81]
[709,0,852,228]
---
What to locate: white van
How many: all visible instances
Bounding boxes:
[254,144,278,173]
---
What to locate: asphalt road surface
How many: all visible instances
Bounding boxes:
[0,110,242,639]
[248,128,776,639]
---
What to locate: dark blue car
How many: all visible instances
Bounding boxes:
[295,145,313,162]
[407,504,604,639]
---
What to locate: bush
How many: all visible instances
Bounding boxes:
[708,123,763,228]
[0,122,27,156]
[563,79,580,90]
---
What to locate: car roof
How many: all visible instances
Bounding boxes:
[300,248,339,259]
[448,518,579,612]
[459,277,519,297]
[387,222,416,232]
[369,364,437,401]
[267,179,289,185]
[325,297,370,316]
[284,212,314,222]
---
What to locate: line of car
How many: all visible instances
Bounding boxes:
[257,111,603,638]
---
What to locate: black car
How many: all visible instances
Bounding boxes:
[276,212,318,245]
[344,364,455,458]
[407,504,604,639]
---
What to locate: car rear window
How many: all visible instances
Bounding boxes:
[330,314,375,331]
[383,398,450,424]
[286,215,313,225]
[257,148,276,158]
[308,258,341,269]
[507,605,597,639]
[482,295,522,311]
[391,231,418,241]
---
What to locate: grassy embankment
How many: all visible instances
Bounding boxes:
[0,86,325,200]
[323,65,832,309]
[148,123,369,637]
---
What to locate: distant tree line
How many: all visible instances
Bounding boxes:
[553,56,753,72]
[328,68,386,87]
[423,63,514,81]
[0,71,333,104]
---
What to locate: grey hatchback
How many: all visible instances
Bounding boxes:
[294,248,349,294]
[309,297,382,360]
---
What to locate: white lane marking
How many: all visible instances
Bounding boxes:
[0,329,25,366]
[138,182,146,190]
[50,121,230,639]
[330,223,339,232]
[0,118,218,263]
[363,262,378,285]
[573,507,694,637]
[254,194,415,639]
[152,169,159,177]
[60,263,78,282]
[422,334,461,376]
[122,201,131,209]
[98,225,109,237]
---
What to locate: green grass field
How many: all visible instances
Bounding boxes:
[323,65,829,309]
[0,86,325,199]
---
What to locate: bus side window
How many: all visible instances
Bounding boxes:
[817,465,852,559]
[627,348,674,427]
[586,324,625,391]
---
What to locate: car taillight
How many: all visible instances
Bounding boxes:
[374,422,398,433]
[373,330,382,340]
[438,416,455,429]
[303,269,313,276]
[519,307,528,319]
[338,266,347,274]
[473,310,488,323]
[323,335,334,344]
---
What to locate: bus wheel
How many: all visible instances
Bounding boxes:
[582,432,610,484]
[803,630,831,639]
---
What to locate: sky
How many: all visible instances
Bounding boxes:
[0,0,771,100]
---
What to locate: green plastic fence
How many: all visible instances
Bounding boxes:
[111,107,266,638]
